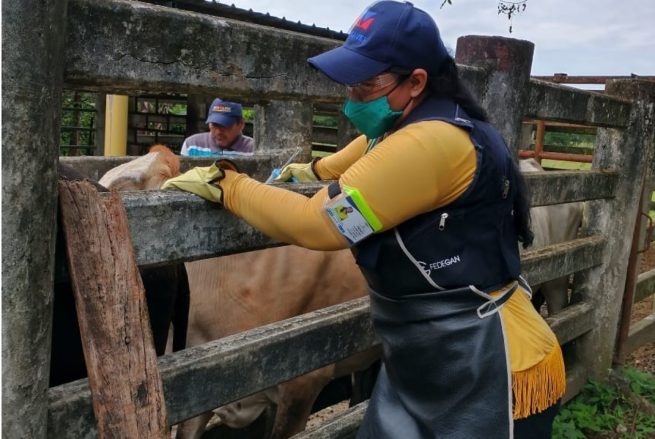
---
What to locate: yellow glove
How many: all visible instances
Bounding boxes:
[162,159,238,203]
[274,161,319,183]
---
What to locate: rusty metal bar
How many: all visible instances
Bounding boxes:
[519,150,593,163]
[522,119,597,135]
[532,74,655,84]
[614,182,646,364]
[534,120,545,164]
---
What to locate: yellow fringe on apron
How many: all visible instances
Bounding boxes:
[512,343,566,420]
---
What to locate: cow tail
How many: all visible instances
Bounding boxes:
[172,264,190,352]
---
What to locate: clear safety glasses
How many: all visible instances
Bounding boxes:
[346,73,401,97]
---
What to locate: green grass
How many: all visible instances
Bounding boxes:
[541,159,592,171]
[553,367,655,438]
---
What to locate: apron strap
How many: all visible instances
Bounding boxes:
[473,281,519,319]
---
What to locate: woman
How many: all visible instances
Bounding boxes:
[164,1,565,437]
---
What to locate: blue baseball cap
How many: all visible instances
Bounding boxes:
[206,98,243,127]
[308,1,449,85]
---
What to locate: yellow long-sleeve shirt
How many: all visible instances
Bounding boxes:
[220,120,565,418]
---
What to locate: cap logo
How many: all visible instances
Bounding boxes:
[349,11,376,44]
[354,11,376,30]
[212,105,233,113]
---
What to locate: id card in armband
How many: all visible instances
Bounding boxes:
[324,185,382,245]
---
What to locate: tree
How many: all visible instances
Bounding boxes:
[441,0,528,33]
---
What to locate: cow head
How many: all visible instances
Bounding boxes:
[99,144,181,191]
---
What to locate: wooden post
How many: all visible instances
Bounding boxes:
[455,36,535,156]
[2,0,68,436]
[58,181,169,438]
[575,79,655,378]
[254,99,314,163]
[534,120,546,164]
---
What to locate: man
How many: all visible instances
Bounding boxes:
[180,98,254,156]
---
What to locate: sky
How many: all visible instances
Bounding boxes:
[220,0,655,78]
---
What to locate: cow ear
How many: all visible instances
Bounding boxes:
[150,144,181,177]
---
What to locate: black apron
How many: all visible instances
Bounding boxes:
[357,282,521,439]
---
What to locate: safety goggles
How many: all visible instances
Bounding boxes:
[346,73,403,97]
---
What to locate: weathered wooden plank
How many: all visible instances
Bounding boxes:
[526,80,632,128]
[119,182,325,266]
[47,297,378,437]
[54,166,616,268]
[635,268,655,303]
[521,235,606,287]
[65,0,344,101]
[523,170,617,206]
[293,402,367,439]
[60,151,290,183]
[58,181,168,438]
[624,314,655,356]
[62,154,617,209]
[121,190,607,268]
[546,302,595,345]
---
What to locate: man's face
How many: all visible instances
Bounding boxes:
[209,119,244,147]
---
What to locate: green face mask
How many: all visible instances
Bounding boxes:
[343,95,403,139]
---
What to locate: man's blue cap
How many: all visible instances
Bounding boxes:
[308,1,449,85]
[206,98,243,127]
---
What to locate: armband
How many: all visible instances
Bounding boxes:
[324,184,382,245]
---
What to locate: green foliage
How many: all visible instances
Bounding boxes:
[313,114,338,128]
[60,91,97,156]
[242,108,255,122]
[623,367,655,403]
[544,131,595,148]
[553,368,655,438]
[168,103,187,116]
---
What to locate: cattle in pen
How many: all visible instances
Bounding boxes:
[98,146,377,439]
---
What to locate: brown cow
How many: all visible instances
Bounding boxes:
[99,146,377,439]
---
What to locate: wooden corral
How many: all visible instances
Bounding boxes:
[3,0,655,438]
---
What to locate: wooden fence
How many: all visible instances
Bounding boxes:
[3,0,654,437]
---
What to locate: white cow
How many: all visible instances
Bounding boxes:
[520,158,584,315]
[99,146,377,439]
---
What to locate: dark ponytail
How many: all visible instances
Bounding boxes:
[426,57,488,122]
[510,159,534,249]
[426,59,534,248]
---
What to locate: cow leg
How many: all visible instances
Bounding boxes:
[270,367,333,439]
[541,276,570,315]
[175,412,213,439]
[175,390,277,439]
[213,389,277,429]
[350,360,381,406]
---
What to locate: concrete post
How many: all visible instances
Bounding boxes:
[575,79,655,378]
[455,36,535,155]
[2,0,68,437]
[254,99,314,164]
